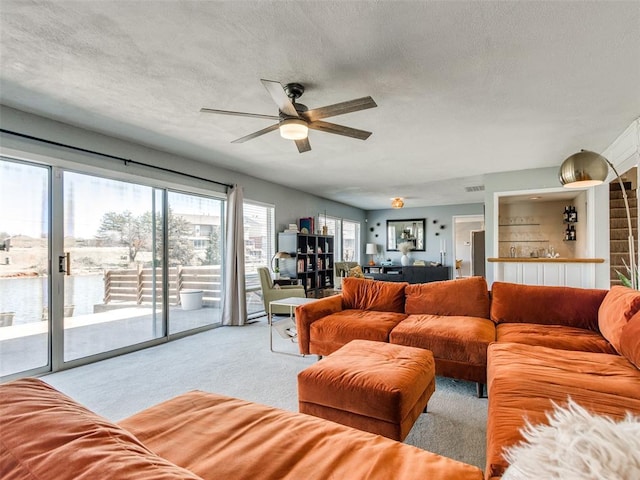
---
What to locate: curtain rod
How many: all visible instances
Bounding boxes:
[0,128,233,190]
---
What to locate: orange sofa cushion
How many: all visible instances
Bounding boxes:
[620,311,640,369]
[390,314,496,368]
[121,388,483,480]
[496,323,617,354]
[598,285,640,353]
[0,378,204,480]
[490,282,607,330]
[309,309,408,356]
[405,277,490,318]
[341,277,407,313]
[485,342,640,479]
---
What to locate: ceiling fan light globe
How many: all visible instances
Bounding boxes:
[280,119,308,140]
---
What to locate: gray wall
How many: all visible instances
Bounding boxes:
[364,204,485,266]
[0,106,366,241]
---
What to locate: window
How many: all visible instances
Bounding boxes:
[243,201,275,316]
[342,219,361,262]
[320,215,342,261]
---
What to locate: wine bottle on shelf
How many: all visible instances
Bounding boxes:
[570,206,578,223]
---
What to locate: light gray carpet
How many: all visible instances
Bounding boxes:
[43,319,487,469]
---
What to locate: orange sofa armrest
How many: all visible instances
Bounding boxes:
[295,295,344,355]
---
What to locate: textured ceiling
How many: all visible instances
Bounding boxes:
[1,1,639,209]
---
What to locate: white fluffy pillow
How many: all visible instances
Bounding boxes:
[502,399,640,480]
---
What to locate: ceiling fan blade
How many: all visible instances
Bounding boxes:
[231,123,280,143]
[260,79,299,118]
[303,96,377,122]
[308,120,372,140]
[295,137,311,153]
[200,107,279,121]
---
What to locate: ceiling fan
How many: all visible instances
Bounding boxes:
[200,79,377,153]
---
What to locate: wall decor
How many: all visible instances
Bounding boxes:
[386,218,425,251]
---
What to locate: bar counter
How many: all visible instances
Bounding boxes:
[488,257,605,263]
[489,258,605,288]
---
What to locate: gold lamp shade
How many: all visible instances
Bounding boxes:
[558,150,609,188]
[271,251,291,272]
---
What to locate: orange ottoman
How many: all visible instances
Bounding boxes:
[297,339,436,441]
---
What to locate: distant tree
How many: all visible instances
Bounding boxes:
[166,211,194,266]
[97,209,194,265]
[97,211,150,262]
[203,227,221,265]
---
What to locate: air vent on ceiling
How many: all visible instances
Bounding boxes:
[464,185,485,192]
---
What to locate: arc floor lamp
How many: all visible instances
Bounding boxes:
[559,149,637,289]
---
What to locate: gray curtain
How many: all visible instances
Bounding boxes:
[222,184,247,326]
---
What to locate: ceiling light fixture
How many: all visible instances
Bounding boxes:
[279,118,308,140]
[559,149,636,288]
[391,197,404,209]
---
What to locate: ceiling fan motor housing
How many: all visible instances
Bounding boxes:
[283,82,305,101]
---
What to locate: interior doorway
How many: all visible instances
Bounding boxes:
[452,215,485,278]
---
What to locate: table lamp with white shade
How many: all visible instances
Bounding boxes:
[366,243,377,266]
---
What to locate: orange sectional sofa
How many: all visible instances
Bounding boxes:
[296,276,495,396]
[485,283,640,479]
[296,277,640,477]
[0,378,483,480]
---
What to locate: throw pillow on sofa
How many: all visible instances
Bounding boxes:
[348,265,366,278]
[598,285,640,354]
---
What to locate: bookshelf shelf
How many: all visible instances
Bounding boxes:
[278,232,334,296]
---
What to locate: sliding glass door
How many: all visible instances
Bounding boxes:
[63,172,165,361]
[167,190,223,334]
[1,158,226,380]
[0,159,50,377]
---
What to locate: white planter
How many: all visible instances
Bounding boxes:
[401,254,412,266]
[0,311,15,327]
[180,290,203,311]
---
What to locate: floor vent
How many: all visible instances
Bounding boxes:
[465,185,485,192]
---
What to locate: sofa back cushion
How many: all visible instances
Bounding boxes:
[598,285,640,354]
[0,378,204,480]
[619,310,640,370]
[490,282,607,330]
[341,277,407,312]
[404,276,490,318]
